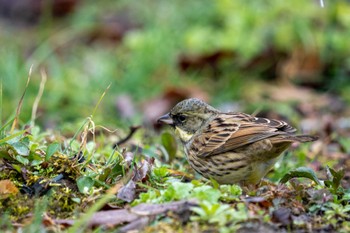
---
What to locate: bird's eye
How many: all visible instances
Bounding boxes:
[177,114,186,122]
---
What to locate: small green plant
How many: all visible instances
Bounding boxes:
[324,166,345,194]
[191,202,248,232]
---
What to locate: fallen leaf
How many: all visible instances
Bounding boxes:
[123,151,134,167]
[117,180,136,202]
[133,160,150,182]
[244,196,272,209]
[271,208,292,226]
[0,180,19,198]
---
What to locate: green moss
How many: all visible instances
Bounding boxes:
[0,194,34,221]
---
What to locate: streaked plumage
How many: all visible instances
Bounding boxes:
[158,98,317,185]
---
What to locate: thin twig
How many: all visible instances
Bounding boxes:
[113,126,141,149]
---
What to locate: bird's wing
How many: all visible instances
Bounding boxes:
[191,113,296,157]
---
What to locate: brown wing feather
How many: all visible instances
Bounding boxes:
[191,113,297,158]
[191,115,240,157]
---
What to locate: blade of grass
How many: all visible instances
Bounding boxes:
[92,178,111,189]
[64,118,89,155]
[251,106,262,117]
[91,83,111,118]
[31,69,47,127]
[0,117,15,134]
[79,84,113,165]
[0,129,27,144]
[65,84,112,156]
[10,65,33,133]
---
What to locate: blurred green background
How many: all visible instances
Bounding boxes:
[1,0,350,129]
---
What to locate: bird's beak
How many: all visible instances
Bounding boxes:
[157,113,174,125]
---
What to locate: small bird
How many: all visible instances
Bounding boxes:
[157,98,317,185]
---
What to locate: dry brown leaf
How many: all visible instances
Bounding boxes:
[117,180,136,203]
[271,208,292,226]
[133,160,150,182]
[0,180,19,198]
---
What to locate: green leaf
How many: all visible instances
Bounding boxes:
[153,166,169,178]
[324,180,332,188]
[0,150,12,160]
[192,185,221,203]
[161,132,177,161]
[326,166,345,191]
[15,155,29,165]
[164,182,193,201]
[31,160,43,166]
[12,164,22,173]
[111,163,124,177]
[342,192,350,202]
[71,197,81,204]
[10,141,30,156]
[220,184,242,201]
[28,152,42,162]
[280,167,322,185]
[209,177,220,189]
[77,176,94,194]
[46,142,60,161]
[132,189,160,205]
[99,167,112,181]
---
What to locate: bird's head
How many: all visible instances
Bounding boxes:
[157,98,219,143]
